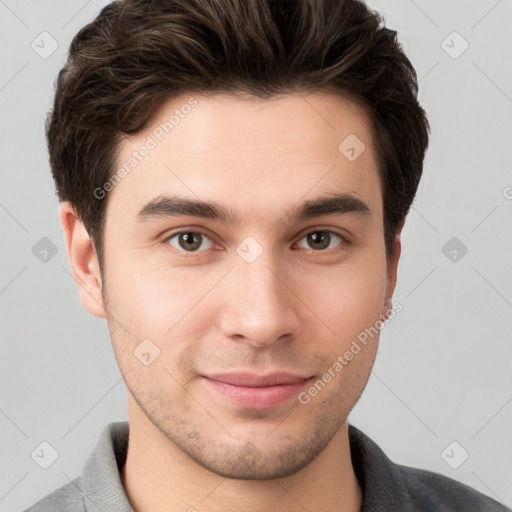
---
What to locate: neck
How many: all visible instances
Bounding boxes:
[121,401,362,512]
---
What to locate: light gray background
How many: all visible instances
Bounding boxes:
[1,1,511,510]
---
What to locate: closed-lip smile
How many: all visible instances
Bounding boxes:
[202,371,313,409]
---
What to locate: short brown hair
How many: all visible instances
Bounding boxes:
[47,0,429,270]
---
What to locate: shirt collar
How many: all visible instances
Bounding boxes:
[348,424,413,510]
[81,421,134,511]
[80,421,411,511]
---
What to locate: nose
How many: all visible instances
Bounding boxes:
[218,248,302,348]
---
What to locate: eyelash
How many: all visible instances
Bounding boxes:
[162,228,349,256]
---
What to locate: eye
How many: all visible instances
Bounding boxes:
[296,230,345,251]
[165,231,214,252]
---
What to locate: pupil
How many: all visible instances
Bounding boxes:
[180,232,201,251]
[308,231,330,250]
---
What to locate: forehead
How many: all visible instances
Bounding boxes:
[108,91,381,225]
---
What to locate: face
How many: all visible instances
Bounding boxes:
[71,91,400,479]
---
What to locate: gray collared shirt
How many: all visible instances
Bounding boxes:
[24,421,511,511]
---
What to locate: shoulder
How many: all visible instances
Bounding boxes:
[22,421,132,512]
[22,477,85,512]
[396,463,511,511]
[348,424,511,511]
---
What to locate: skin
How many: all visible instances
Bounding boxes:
[61,91,402,512]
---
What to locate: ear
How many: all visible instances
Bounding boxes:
[59,202,106,318]
[382,220,404,318]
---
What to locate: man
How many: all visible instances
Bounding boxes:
[25,0,510,510]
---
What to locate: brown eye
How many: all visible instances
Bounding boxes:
[297,231,344,251]
[166,231,213,252]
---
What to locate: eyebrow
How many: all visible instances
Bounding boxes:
[136,192,371,226]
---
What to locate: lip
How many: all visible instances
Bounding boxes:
[202,372,313,410]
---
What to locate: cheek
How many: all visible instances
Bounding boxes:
[298,268,385,408]
[106,258,222,338]
[296,256,388,345]
[104,260,226,385]
[103,268,195,399]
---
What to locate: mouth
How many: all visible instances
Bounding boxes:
[202,372,314,410]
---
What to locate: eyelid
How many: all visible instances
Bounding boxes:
[162,227,219,253]
[162,226,349,242]
[162,224,215,239]
[294,228,349,251]
[295,225,351,244]
[163,226,351,255]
